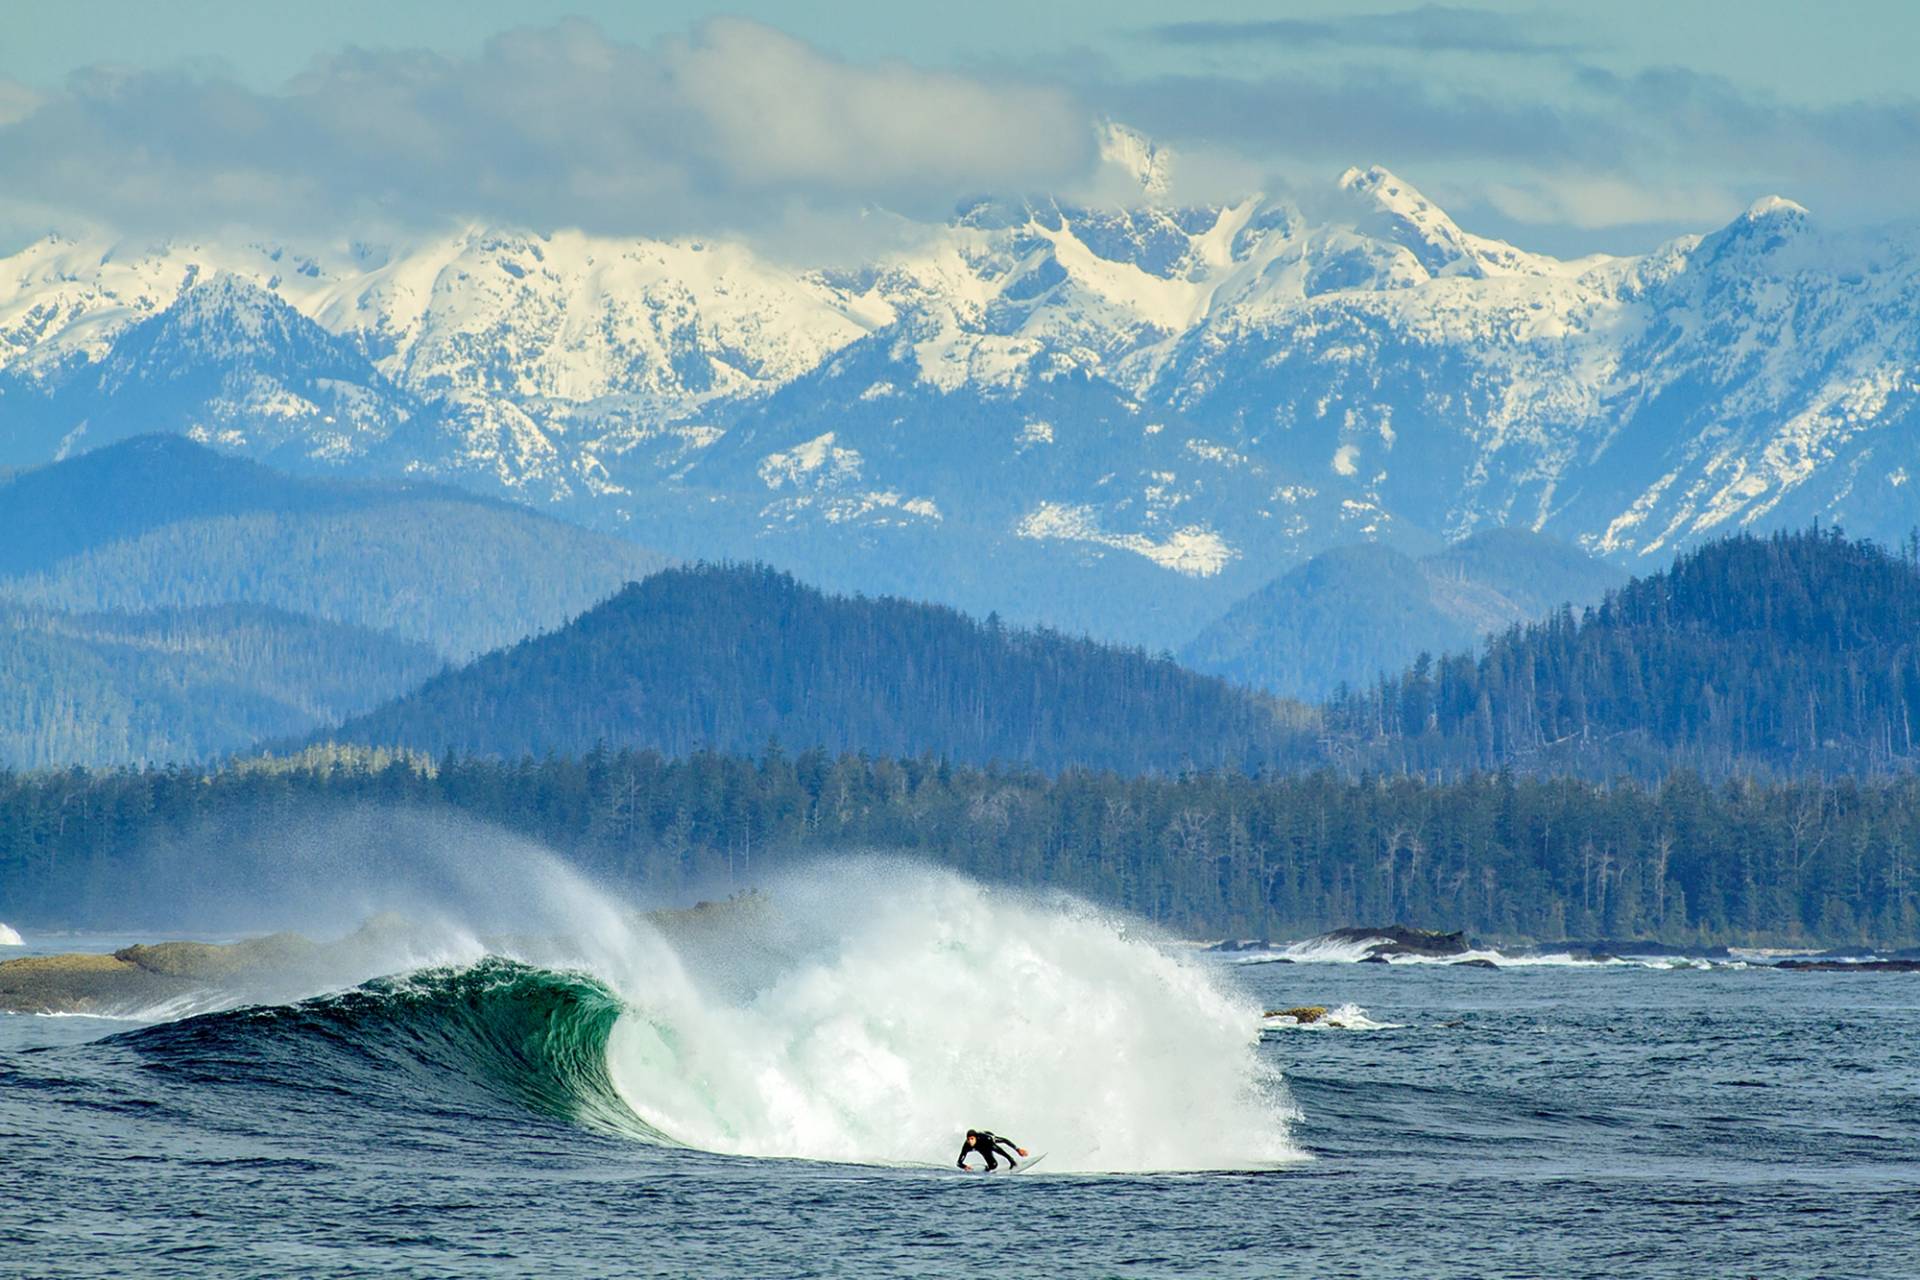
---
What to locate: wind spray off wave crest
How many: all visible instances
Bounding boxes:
[599,862,1300,1172]
[78,817,1298,1174]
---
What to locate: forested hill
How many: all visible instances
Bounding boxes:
[321,564,1310,772]
[1328,528,1920,777]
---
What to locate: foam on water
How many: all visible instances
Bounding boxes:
[1273,935,1392,964]
[1231,941,1754,971]
[596,862,1299,1172]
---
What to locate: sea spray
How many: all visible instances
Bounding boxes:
[69,809,1300,1172]
[596,861,1300,1172]
[0,923,21,947]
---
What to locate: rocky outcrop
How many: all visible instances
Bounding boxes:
[1535,940,1738,962]
[0,903,779,1016]
[1775,959,1920,972]
[4,927,349,1015]
[0,951,201,1015]
[1266,1006,1329,1024]
[113,933,317,978]
[1320,925,1473,959]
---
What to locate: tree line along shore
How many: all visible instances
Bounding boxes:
[3,747,1917,948]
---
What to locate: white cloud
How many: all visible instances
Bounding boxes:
[674,20,1087,195]
[0,79,40,127]
[1483,175,1744,231]
[0,19,1096,246]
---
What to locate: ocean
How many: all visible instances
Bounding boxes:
[4,863,1918,1279]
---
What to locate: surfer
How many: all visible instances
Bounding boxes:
[957,1129,1028,1172]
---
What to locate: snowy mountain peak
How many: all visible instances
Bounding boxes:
[1099,122,1174,198]
[1336,165,1457,230]
[2,167,1916,649]
[170,271,286,325]
[141,270,327,365]
[1337,164,1489,277]
[1699,194,1815,264]
[1744,195,1810,222]
[1336,164,1562,279]
[1338,164,1429,206]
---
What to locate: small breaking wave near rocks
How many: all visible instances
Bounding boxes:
[1212,925,1774,969]
[1261,1003,1399,1032]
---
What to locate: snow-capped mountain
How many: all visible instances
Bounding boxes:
[3,153,1917,647]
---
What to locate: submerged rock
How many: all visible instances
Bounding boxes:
[1453,958,1499,969]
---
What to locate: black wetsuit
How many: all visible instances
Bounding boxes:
[958,1130,1021,1171]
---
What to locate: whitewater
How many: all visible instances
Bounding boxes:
[6,851,1920,1277]
[592,866,1293,1171]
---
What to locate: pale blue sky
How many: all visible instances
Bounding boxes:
[7,1,1914,105]
[4,2,1918,254]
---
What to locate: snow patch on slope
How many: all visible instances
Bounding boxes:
[1016,502,1237,576]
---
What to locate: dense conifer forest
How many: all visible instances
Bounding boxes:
[10,524,1920,947]
[324,563,1313,773]
[320,529,1920,784]
[1322,528,1920,778]
[4,749,1916,946]
[0,436,667,766]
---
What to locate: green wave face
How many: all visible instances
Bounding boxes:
[116,957,666,1141]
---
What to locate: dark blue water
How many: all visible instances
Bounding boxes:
[6,957,1920,1279]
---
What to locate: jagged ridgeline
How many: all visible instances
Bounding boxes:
[319,563,1311,772]
[0,436,666,768]
[6,182,1916,655]
[1327,528,1920,776]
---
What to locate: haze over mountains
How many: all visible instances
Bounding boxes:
[1182,529,1626,700]
[5,145,1917,647]
[0,437,664,767]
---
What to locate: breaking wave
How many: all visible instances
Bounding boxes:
[111,863,1299,1173]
